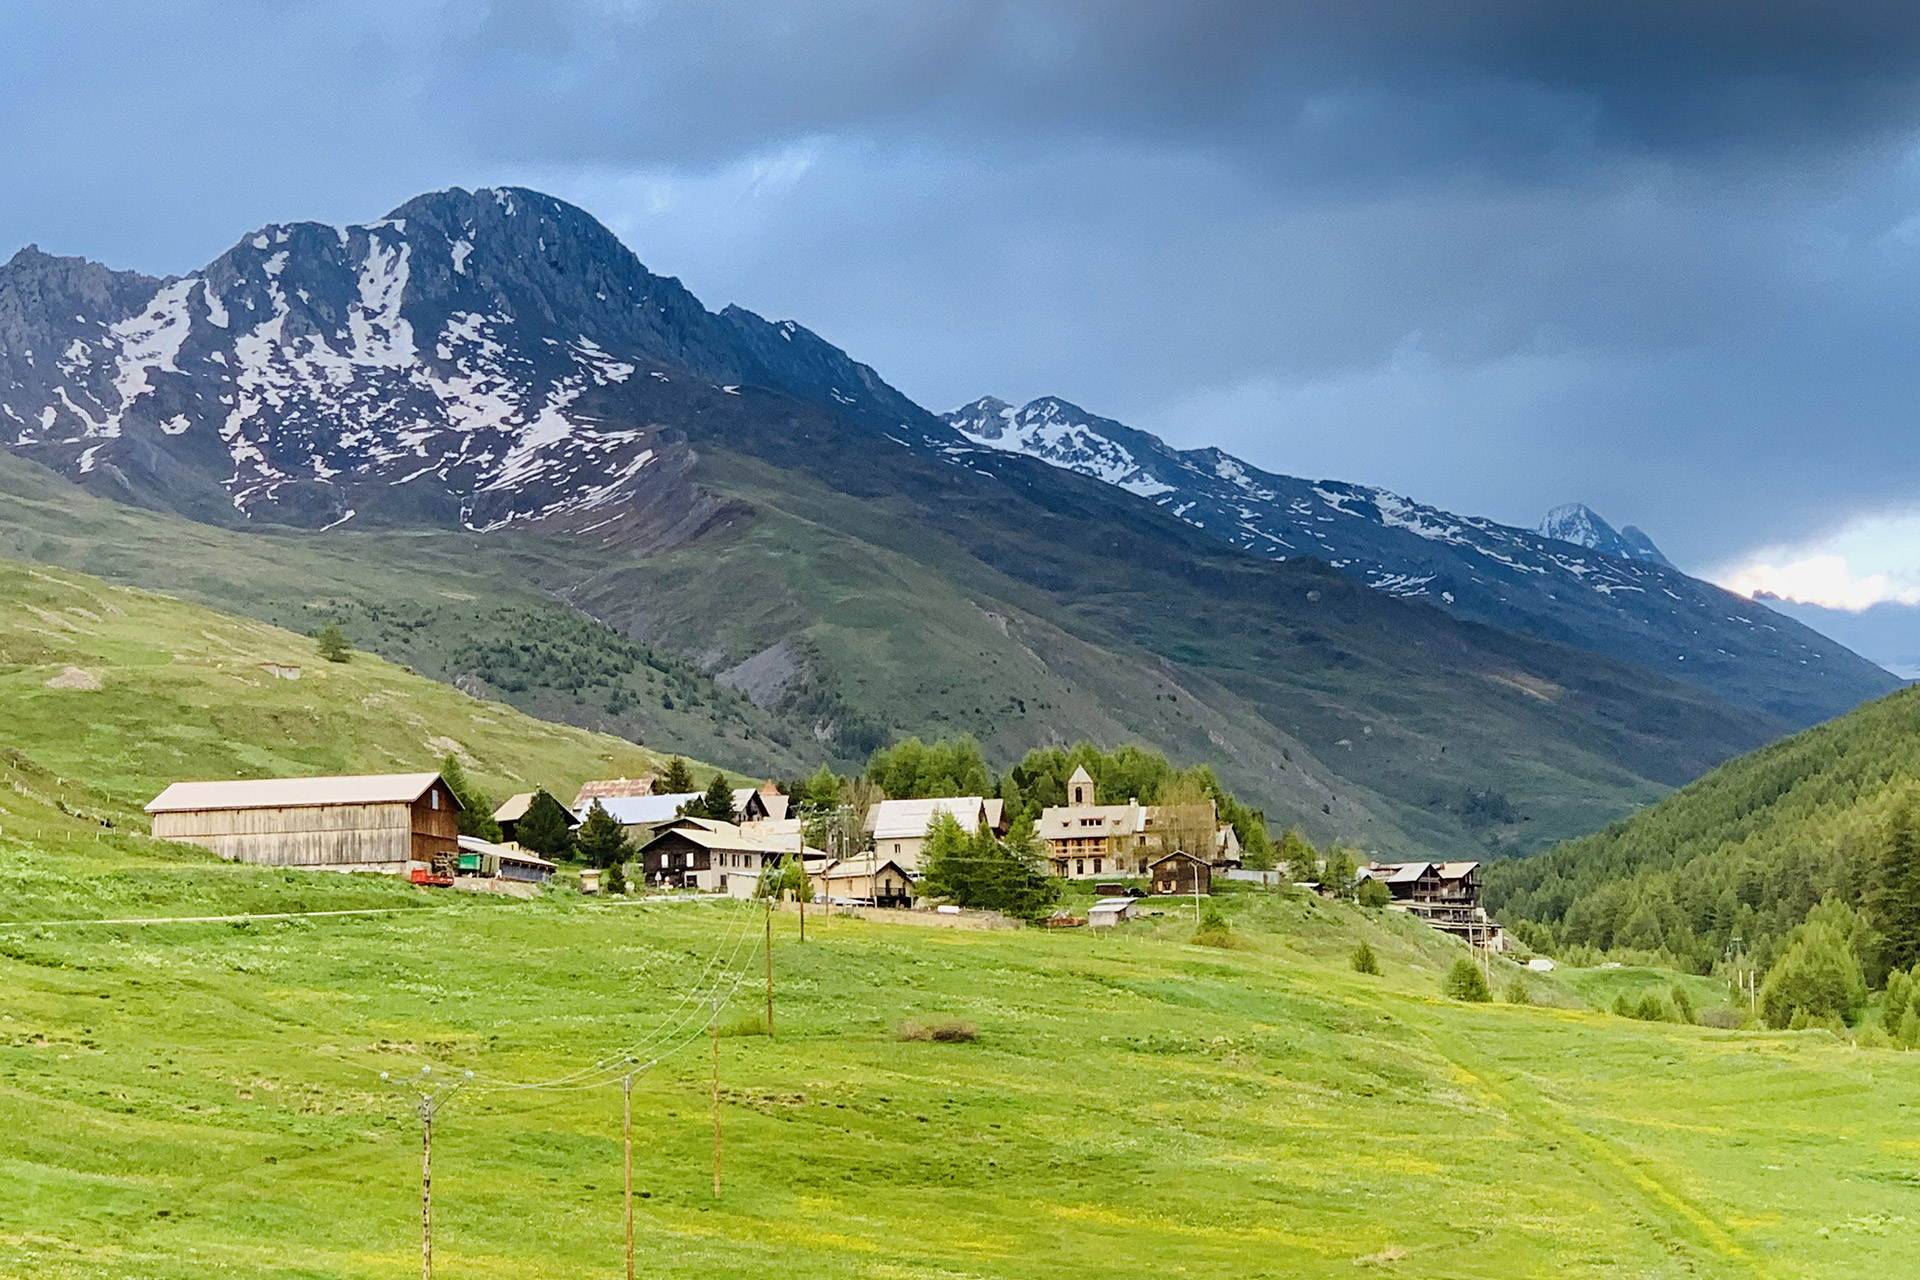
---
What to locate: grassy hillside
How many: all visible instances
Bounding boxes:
[1,557,1913,1278]
[0,556,742,826]
[1485,683,1920,970]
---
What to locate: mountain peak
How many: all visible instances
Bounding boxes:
[1538,503,1674,567]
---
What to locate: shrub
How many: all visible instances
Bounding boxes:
[1611,992,1633,1017]
[1899,1008,1920,1050]
[719,1011,768,1037]
[1859,1022,1893,1049]
[1356,878,1391,909]
[1191,913,1235,948]
[1632,992,1674,1023]
[898,1018,977,1043]
[1670,983,1695,1025]
[1444,957,1491,1002]
[1350,941,1381,975]
[1503,977,1531,1005]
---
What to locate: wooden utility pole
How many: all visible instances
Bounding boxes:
[381,1066,468,1280]
[764,895,775,1037]
[420,1097,433,1280]
[797,823,808,942]
[622,1073,635,1280]
[710,998,723,1198]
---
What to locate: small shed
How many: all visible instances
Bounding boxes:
[146,773,460,871]
[456,834,556,884]
[1148,851,1211,897]
[1088,897,1136,928]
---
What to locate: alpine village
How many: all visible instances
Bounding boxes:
[6,130,1920,1280]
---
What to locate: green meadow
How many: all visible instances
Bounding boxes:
[7,851,1920,1280]
[6,555,1920,1278]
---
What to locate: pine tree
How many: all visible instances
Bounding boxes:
[1350,941,1381,975]
[516,790,575,859]
[1444,957,1491,1002]
[605,859,627,895]
[1887,968,1914,1031]
[701,773,738,824]
[660,756,695,795]
[574,800,633,868]
[315,621,352,663]
[1877,806,1920,972]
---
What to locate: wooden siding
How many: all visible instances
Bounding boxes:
[152,801,414,867]
[410,781,460,863]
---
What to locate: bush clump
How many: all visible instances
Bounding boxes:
[1443,957,1491,1002]
[1356,878,1391,909]
[1760,903,1868,1029]
[1350,941,1381,975]
[898,1018,977,1043]
[1503,977,1531,1005]
[1191,903,1234,948]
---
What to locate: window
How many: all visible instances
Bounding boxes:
[1075,859,1084,876]
[430,790,439,809]
[1093,858,1102,874]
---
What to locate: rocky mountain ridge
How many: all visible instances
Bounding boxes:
[0,187,1898,738]
[939,395,1895,727]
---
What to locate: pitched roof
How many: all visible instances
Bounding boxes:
[820,856,916,881]
[492,792,539,823]
[573,776,656,808]
[597,792,702,825]
[1036,801,1144,841]
[1437,861,1480,879]
[865,797,992,840]
[1068,765,1095,785]
[1384,862,1434,884]
[734,788,790,821]
[638,819,824,858]
[146,772,450,814]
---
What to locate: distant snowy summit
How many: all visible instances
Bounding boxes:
[1537,503,1673,569]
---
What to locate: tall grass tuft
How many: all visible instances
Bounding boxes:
[898,1018,977,1043]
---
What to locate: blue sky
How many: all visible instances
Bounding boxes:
[11,1,1920,617]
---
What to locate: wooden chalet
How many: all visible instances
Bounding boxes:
[1359,859,1496,946]
[145,772,460,871]
[1148,850,1211,897]
[637,817,822,897]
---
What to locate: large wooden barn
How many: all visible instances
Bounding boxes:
[144,772,461,871]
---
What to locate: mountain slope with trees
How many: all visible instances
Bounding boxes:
[1485,684,1920,974]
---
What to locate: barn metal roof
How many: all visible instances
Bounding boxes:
[145,772,450,814]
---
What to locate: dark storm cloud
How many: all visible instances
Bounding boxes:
[9,1,1920,581]
[449,1,1920,176]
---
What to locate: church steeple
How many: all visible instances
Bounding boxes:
[1067,765,1096,808]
